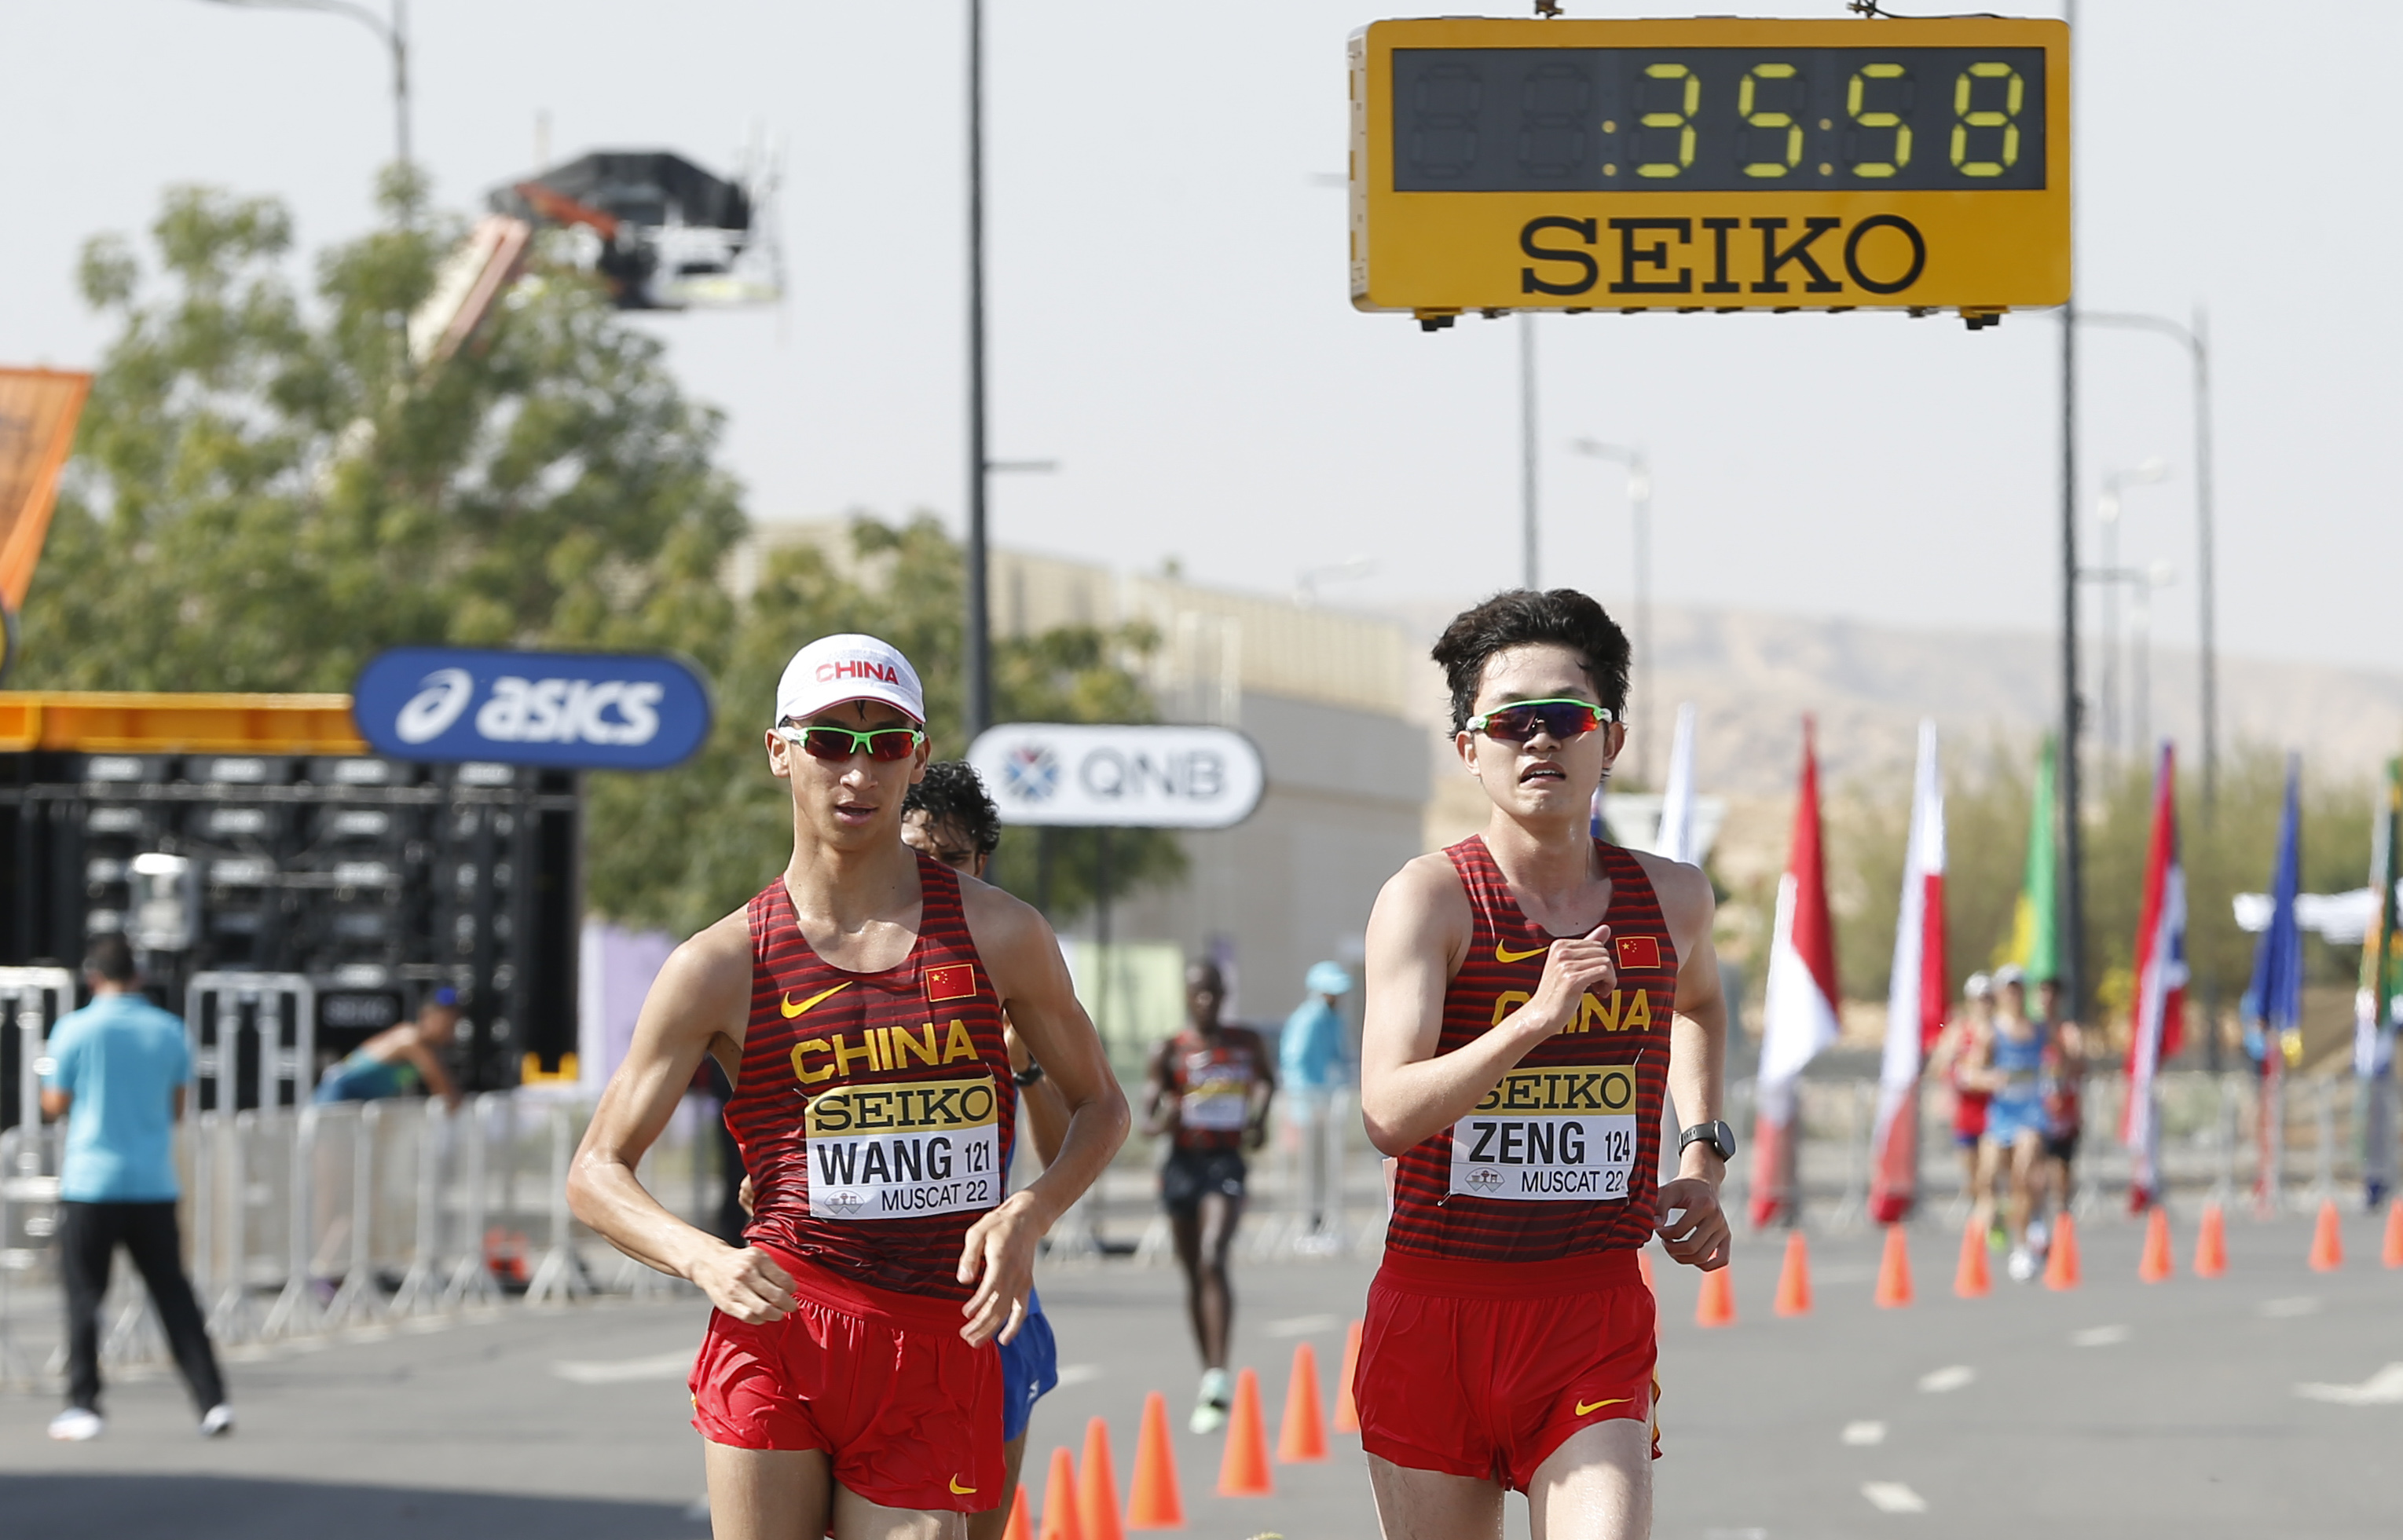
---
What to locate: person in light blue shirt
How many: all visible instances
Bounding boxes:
[38,934,229,1442]
[1280,961,1353,1243]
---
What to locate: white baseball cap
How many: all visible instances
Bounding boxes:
[775,634,925,726]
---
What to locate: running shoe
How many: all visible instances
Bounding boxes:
[1190,1367,1232,1435]
[47,1408,104,1442]
[200,1404,235,1438]
[2027,1218,2050,1251]
[2006,1247,2039,1283]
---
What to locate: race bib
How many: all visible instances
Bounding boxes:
[805,1074,1002,1220]
[1181,1079,1251,1131]
[1449,1064,1639,1202]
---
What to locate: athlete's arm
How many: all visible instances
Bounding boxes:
[1006,1022,1073,1169]
[397,1031,462,1111]
[1357,854,1617,1158]
[958,883,1132,1346]
[1244,1028,1277,1152]
[1639,852,1732,1271]
[1140,1037,1180,1139]
[566,912,797,1325]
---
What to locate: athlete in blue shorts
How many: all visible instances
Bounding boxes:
[1969,965,2053,1282]
[903,763,1073,1540]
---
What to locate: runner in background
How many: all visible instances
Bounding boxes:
[2034,976,2086,1242]
[1280,960,1354,1250]
[1928,972,1993,1216]
[899,761,1074,1540]
[1356,589,1731,1540]
[567,635,1129,1540]
[1144,960,1274,1432]
[1969,964,2051,1282]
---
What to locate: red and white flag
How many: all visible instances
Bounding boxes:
[1870,721,1947,1224]
[2122,742,2189,1210]
[1749,719,1841,1228]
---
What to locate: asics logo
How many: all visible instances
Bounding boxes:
[1495,942,1549,964]
[1575,1396,1628,1416]
[781,983,851,1019]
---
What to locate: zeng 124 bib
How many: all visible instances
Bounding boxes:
[1450,1064,1638,1202]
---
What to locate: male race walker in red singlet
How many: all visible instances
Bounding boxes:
[1357,589,1733,1540]
[567,634,1130,1540]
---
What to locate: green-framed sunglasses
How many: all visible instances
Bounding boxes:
[775,722,927,762]
[1465,697,1614,743]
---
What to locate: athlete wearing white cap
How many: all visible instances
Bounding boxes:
[570,633,1130,1539]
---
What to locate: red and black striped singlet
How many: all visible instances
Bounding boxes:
[726,854,1015,1301]
[1385,836,1679,1264]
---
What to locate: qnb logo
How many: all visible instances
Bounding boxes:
[395,669,475,745]
[817,659,899,684]
[474,676,665,746]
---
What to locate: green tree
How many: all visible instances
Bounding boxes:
[23,173,744,690]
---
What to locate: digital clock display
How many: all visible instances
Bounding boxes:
[1393,47,2047,195]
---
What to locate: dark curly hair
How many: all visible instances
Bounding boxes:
[904,761,1002,857]
[1432,588,1631,733]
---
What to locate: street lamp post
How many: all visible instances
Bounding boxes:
[2094,459,2170,759]
[1520,314,1540,589]
[964,0,992,737]
[200,0,410,169]
[1569,439,1652,786]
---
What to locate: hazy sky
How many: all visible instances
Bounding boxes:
[4,1,2397,674]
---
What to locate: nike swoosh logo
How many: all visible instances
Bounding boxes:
[781,982,851,1019]
[948,1476,978,1495]
[1495,942,1550,964]
[1576,1397,1629,1416]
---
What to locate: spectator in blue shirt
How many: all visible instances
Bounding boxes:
[1280,961,1353,1243]
[39,934,229,1442]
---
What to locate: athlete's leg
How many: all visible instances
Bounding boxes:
[1168,1205,1211,1363]
[1192,1188,1241,1369]
[830,1483,969,1540]
[1366,1453,1505,1540]
[1969,1138,2002,1241]
[965,1437,1028,1540]
[2006,1129,2043,1247]
[703,1443,835,1540]
[1527,1418,1652,1540]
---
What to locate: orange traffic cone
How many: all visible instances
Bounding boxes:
[2137,1206,2174,1283]
[1079,1417,1125,1540]
[2194,1201,2229,1278]
[1124,1392,1185,1531]
[2383,1200,2403,1270]
[1038,1446,1082,1540]
[1874,1224,1914,1308]
[2042,1212,2082,1290]
[1954,1219,1991,1298]
[1002,1482,1035,1540]
[1772,1231,1813,1317]
[1276,1341,1328,1463]
[2309,1198,2345,1271]
[1331,1320,1362,1435]
[1216,1368,1273,1497]
[1694,1262,1735,1327]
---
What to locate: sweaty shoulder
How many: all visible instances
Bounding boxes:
[1624,849,1713,960]
[650,905,754,1041]
[955,873,1055,986]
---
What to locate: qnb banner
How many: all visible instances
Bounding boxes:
[966,722,1265,829]
[353,647,711,771]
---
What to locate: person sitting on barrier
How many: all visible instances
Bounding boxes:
[1969,964,2052,1282]
[313,987,462,1110]
[39,933,233,1442]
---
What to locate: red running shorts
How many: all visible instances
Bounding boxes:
[687,1246,1003,1512]
[1355,1248,1659,1493]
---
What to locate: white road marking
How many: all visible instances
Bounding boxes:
[1842,1421,1888,1446]
[2071,1325,2130,1348]
[1056,1363,1104,1387]
[1917,1365,1976,1393]
[2295,1364,2403,1405]
[1705,1530,1770,1540]
[1266,1312,1342,1337]
[2260,1296,2321,1319]
[552,1351,692,1385]
[1862,1481,1929,1513]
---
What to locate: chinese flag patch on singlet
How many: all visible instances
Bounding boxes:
[1616,935,1661,971]
[925,963,977,1004]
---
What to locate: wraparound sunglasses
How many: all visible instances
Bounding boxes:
[775,722,927,762]
[1465,697,1614,743]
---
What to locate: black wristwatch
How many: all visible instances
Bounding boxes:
[1678,1120,1736,1163]
[1013,1062,1046,1088]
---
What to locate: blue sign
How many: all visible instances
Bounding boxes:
[353,647,712,771]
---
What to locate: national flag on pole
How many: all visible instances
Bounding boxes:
[2354,758,2401,1205]
[2122,742,2189,1211]
[2008,735,2060,982]
[1749,718,1841,1228]
[1870,720,1946,1224]
[1655,702,1699,865]
[2244,754,2302,1212]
